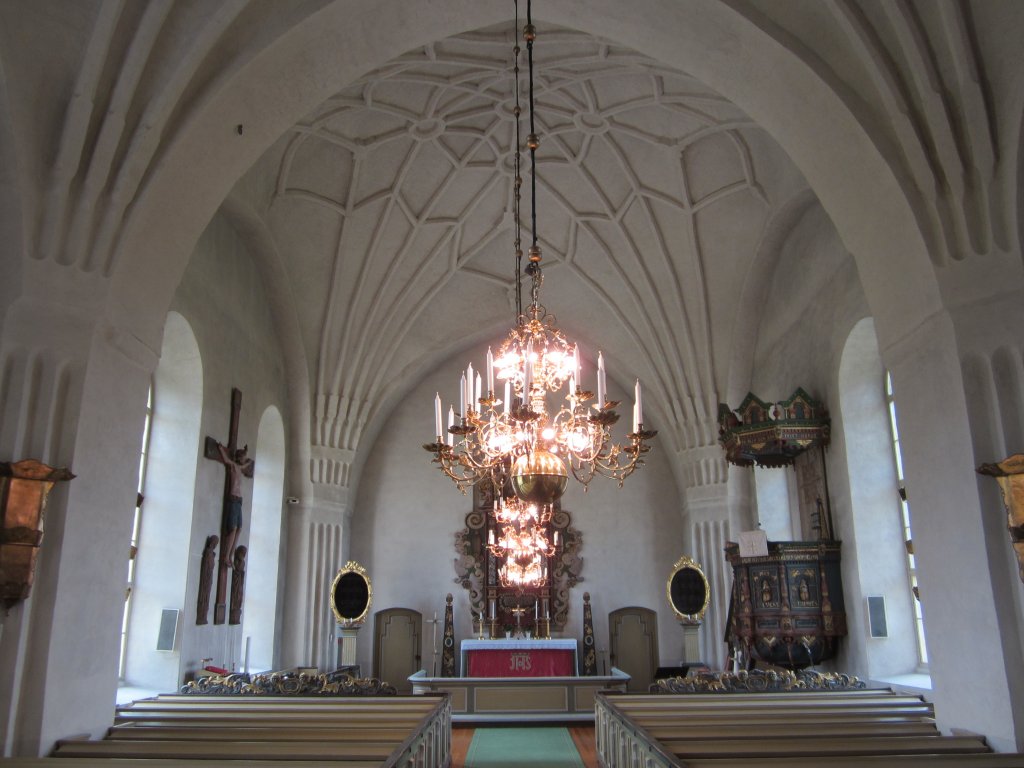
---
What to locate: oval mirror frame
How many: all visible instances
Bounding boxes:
[667,555,710,623]
[330,560,372,626]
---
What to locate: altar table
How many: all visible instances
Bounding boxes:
[461,639,578,678]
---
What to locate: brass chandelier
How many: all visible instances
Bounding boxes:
[424,0,656,508]
[486,497,558,587]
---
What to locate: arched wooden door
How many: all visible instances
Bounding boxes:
[609,606,659,693]
[372,608,422,693]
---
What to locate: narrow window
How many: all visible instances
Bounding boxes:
[885,372,928,667]
[119,382,154,679]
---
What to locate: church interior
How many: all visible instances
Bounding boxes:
[1,0,1024,763]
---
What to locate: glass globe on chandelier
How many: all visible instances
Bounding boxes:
[423,0,657,509]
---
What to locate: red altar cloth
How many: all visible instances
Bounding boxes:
[466,648,574,677]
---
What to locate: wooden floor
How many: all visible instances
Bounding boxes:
[451,725,598,768]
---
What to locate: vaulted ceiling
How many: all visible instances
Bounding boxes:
[230,24,811,470]
[2,1,1018,502]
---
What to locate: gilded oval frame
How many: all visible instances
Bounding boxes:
[330,560,372,626]
[667,555,710,623]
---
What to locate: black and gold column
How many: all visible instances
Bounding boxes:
[581,591,597,675]
[441,593,456,677]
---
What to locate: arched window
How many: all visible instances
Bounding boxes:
[241,405,286,672]
[839,318,925,680]
[119,382,154,679]
[885,372,928,667]
[121,312,203,692]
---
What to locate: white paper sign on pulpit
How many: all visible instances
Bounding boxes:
[738,529,769,558]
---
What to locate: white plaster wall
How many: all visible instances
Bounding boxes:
[746,202,889,681]
[351,343,685,682]
[168,213,290,684]
[753,468,794,541]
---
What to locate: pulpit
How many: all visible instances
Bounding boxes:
[725,540,847,669]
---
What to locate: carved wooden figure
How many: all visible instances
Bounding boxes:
[204,388,255,624]
[229,545,247,625]
[977,454,1024,584]
[196,534,218,625]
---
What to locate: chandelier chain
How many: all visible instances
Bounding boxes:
[525,0,540,267]
[513,0,523,319]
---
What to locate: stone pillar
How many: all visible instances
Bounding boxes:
[884,302,1024,752]
[677,443,755,670]
[0,291,155,756]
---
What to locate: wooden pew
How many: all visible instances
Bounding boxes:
[595,690,1024,768]
[53,738,401,761]
[44,693,451,768]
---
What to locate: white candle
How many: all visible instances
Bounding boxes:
[574,344,581,384]
[459,374,466,416]
[475,373,482,406]
[633,402,639,433]
[434,393,443,438]
[504,380,511,414]
[535,603,538,619]
[447,406,455,445]
[524,340,533,396]
[486,347,495,394]
[597,352,606,408]
[635,378,643,427]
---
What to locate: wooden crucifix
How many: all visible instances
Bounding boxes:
[204,388,255,625]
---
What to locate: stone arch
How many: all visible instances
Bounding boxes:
[106,0,942,373]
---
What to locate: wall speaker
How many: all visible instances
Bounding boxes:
[156,608,180,651]
[866,595,888,638]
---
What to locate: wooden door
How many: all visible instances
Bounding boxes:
[372,608,422,693]
[609,606,658,693]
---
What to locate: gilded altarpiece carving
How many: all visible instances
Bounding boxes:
[453,480,582,634]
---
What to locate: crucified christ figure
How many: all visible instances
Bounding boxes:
[216,442,254,566]
[203,387,255,624]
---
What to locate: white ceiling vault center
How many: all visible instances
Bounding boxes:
[247,24,807,494]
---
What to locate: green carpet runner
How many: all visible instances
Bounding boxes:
[464,727,585,767]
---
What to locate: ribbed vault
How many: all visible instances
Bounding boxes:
[235,24,809,490]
